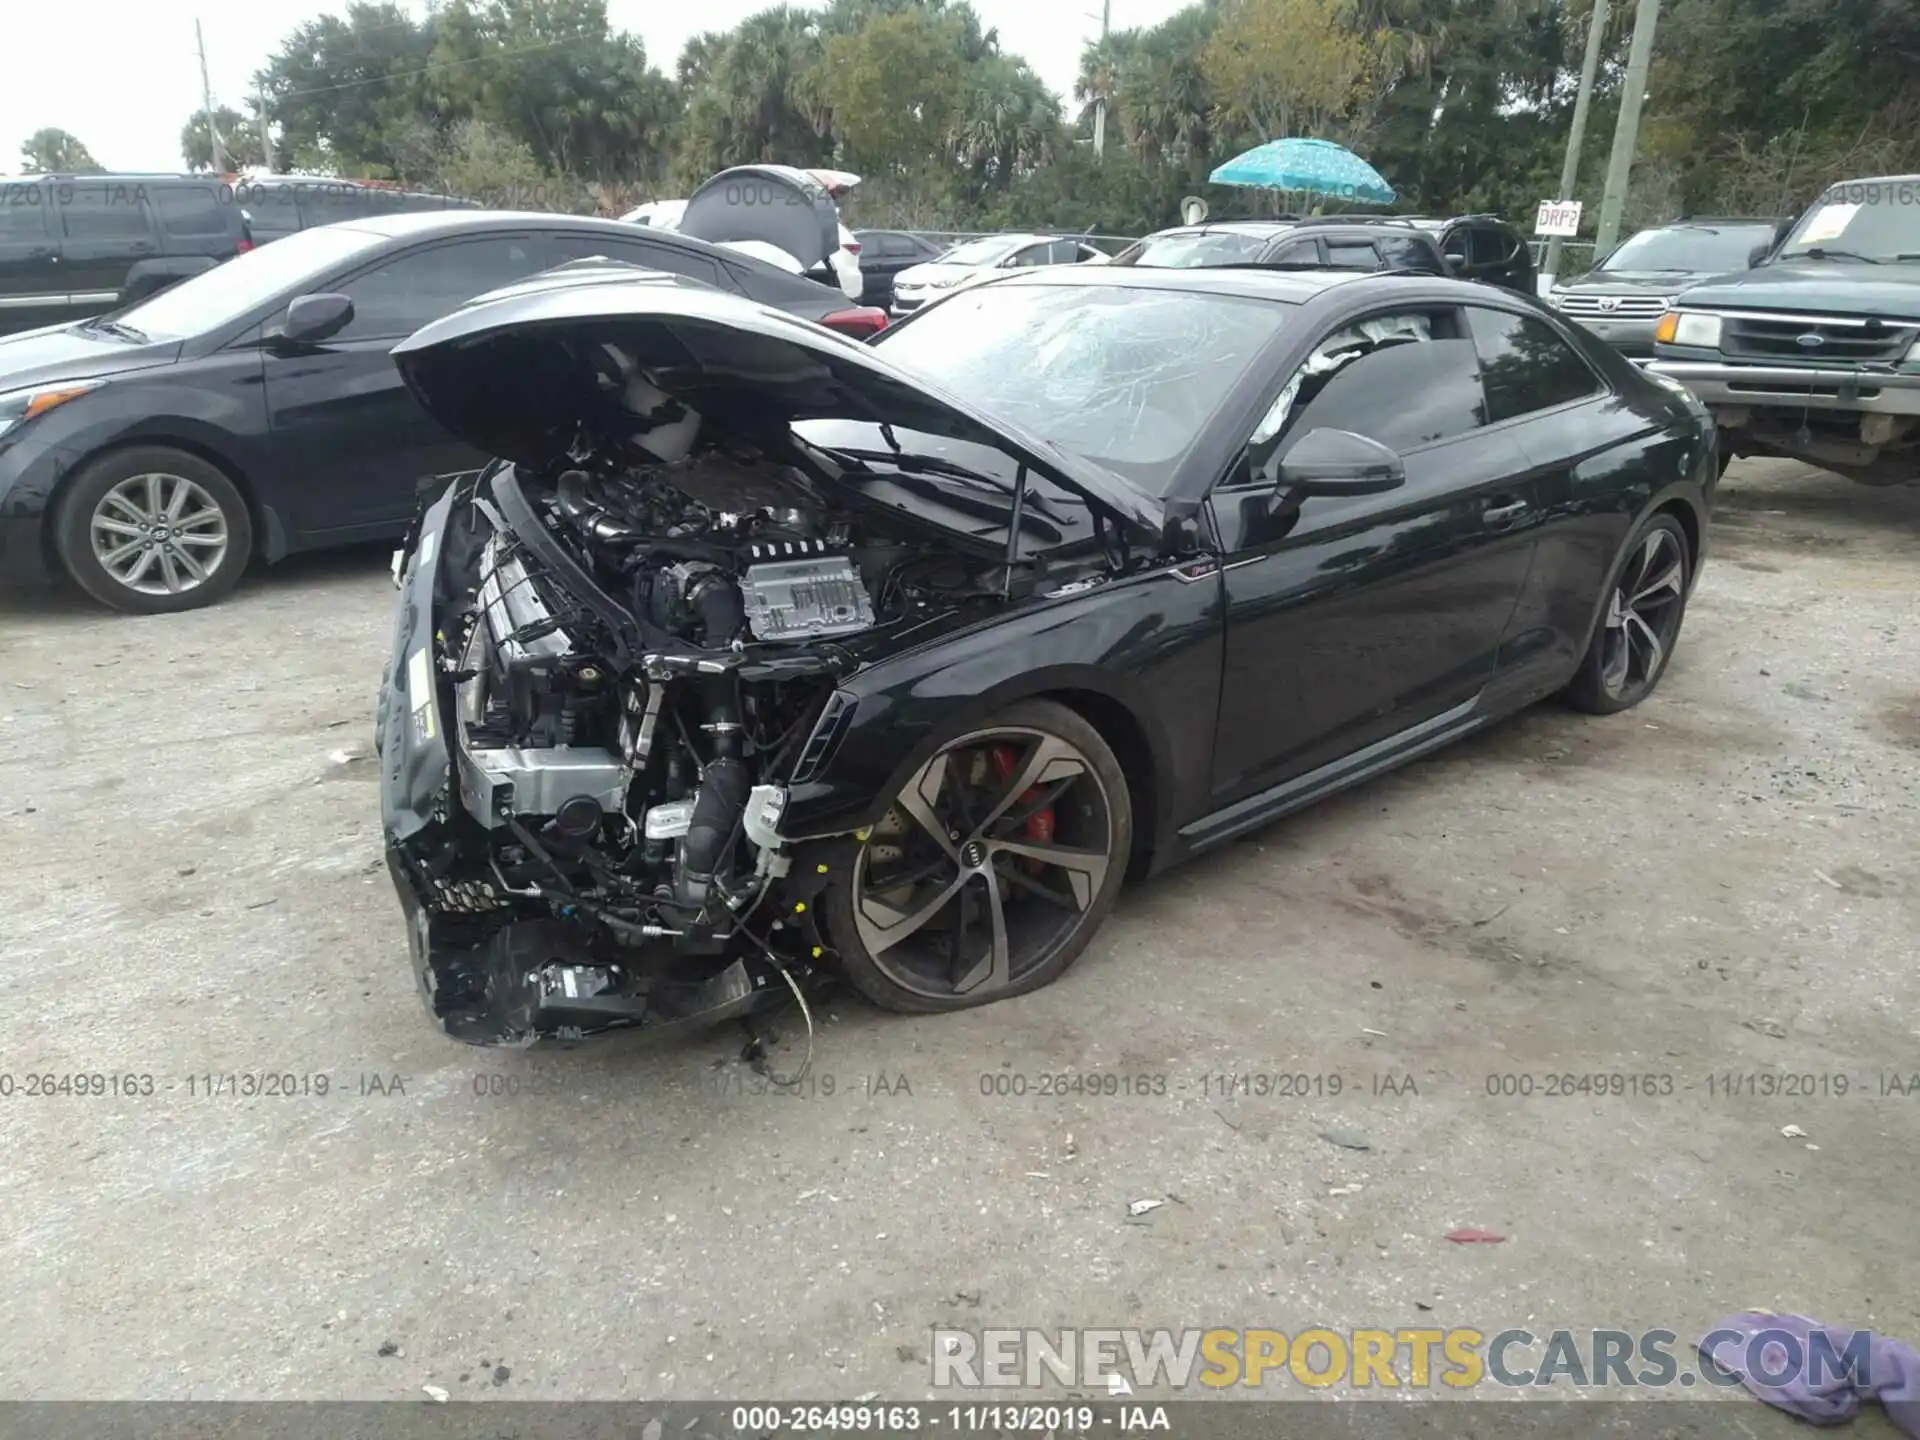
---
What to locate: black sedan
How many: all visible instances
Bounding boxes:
[0,211,886,614]
[378,264,1718,1046]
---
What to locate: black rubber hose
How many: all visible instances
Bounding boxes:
[675,757,752,901]
[691,574,745,648]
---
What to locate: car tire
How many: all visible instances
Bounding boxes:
[54,447,253,615]
[821,698,1131,1014]
[1563,513,1692,715]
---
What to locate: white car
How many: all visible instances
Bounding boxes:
[890,234,1110,315]
[619,175,863,303]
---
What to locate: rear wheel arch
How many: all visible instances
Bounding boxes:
[1652,495,1702,574]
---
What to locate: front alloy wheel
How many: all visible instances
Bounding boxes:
[824,699,1131,1013]
[55,446,253,614]
[1566,514,1691,714]
[89,473,230,598]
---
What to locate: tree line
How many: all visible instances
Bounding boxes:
[18,0,1920,240]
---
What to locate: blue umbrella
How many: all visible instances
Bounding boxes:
[1209,138,1396,205]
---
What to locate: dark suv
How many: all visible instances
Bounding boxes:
[235,178,479,246]
[1323,213,1537,293]
[0,174,253,336]
[1110,219,1449,275]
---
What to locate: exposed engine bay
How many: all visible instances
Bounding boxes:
[386,354,1024,1046]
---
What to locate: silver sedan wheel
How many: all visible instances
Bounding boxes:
[850,726,1116,1002]
[89,472,230,597]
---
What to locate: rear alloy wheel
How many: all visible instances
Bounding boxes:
[1565,515,1691,714]
[55,447,253,615]
[823,700,1131,1013]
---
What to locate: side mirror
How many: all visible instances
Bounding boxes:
[1443,254,1466,275]
[1276,428,1406,498]
[1747,242,1773,267]
[272,293,354,346]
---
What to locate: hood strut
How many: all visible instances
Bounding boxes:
[1002,464,1028,600]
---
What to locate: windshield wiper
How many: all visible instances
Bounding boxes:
[1785,247,1883,264]
[79,317,150,342]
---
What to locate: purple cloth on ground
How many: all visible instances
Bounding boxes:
[1700,1312,1920,1436]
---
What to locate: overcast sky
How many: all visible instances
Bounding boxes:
[7,0,1184,174]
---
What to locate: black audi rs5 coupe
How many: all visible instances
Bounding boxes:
[378,263,1718,1046]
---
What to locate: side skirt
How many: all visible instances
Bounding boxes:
[1174,697,1490,857]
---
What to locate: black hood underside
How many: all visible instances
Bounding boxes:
[391,278,1166,545]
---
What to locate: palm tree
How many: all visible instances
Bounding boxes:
[710,6,831,161]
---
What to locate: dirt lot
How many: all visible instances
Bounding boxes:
[1,458,1916,1417]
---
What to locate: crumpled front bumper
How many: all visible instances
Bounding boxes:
[1644,358,1920,415]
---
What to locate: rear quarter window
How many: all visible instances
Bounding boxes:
[152,185,231,239]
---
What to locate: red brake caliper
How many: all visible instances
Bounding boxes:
[988,745,1054,875]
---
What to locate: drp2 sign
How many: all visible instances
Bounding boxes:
[1535,200,1582,237]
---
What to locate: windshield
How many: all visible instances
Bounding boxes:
[1777,189,1920,260]
[1600,224,1777,273]
[870,283,1294,494]
[1115,231,1273,269]
[936,237,1025,267]
[102,225,388,338]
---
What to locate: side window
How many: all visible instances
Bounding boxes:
[0,188,50,246]
[880,234,914,258]
[298,186,374,230]
[1325,240,1379,270]
[1378,234,1435,270]
[1441,228,1469,267]
[1267,238,1320,264]
[152,185,229,239]
[55,183,154,242]
[1009,244,1052,268]
[549,234,720,285]
[1466,307,1601,421]
[335,236,548,341]
[1467,226,1510,268]
[1245,311,1485,475]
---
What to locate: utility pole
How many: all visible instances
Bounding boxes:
[1543,0,1610,282]
[1089,0,1111,157]
[255,87,276,173]
[1593,0,1661,255]
[195,19,232,173]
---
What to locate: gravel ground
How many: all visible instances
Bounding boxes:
[1,457,1915,1421]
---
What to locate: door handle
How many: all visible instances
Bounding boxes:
[1484,498,1528,525]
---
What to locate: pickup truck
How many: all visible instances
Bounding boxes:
[1645,173,1920,485]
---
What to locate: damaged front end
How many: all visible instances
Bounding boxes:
[377,281,1164,1046]
[380,456,900,1047]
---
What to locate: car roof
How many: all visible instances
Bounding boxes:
[1650,217,1781,228]
[977,263,1380,304]
[0,172,227,186]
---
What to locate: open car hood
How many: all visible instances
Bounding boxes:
[389,273,1166,544]
[677,165,841,273]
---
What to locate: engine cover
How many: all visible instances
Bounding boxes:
[739,554,875,641]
